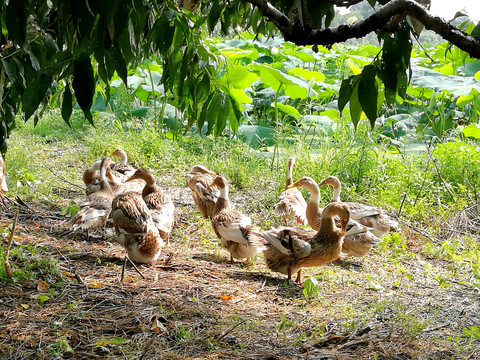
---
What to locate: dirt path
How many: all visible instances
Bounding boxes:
[1,191,479,359]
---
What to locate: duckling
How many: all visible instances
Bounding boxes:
[126,168,175,244]
[209,175,260,263]
[111,191,163,264]
[319,176,398,237]
[287,177,380,258]
[274,157,307,226]
[65,157,115,234]
[249,202,350,283]
[110,148,137,182]
[186,165,219,218]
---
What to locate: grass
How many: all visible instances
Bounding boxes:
[1,110,480,358]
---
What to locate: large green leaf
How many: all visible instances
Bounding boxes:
[276,103,301,120]
[349,83,362,128]
[288,68,325,82]
[237,125,275,149]
[219,65,258,89]
[72,56,95,124]
[251,64,314,99]
[338,77,355,114]
[22,69,53,121]
[61,83,73,124]
[358,65,378,128]
[462,123,480,139]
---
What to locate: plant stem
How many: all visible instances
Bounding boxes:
[4,211,19,278]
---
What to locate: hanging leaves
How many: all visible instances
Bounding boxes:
[72,55,95,124]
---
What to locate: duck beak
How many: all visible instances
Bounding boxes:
[126,173,137,182]
[318,180,326,187]
[286,179,301,189]
[206,170,216,177]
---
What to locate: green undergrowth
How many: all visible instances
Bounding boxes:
[5,110,480,224]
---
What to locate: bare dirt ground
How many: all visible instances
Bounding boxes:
[1,186,479,359]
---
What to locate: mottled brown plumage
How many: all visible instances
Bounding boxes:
[249,202,350,283]
[112,192,163,263]
[127,168,175,244]
[209,175,259,263]
[186,165,218,218]
[288,177,380,258]
[319,176,398,237]
[110,149,137,182]
[65,157,114,231]
[274,157,307,226]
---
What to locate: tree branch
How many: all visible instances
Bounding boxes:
[323,0,365,7]
[244,0,480,59]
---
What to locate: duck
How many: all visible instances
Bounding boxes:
[0,152,7,194]
[209,175,259,263]
[318,176,398,237]
[82,160,102,187]
[126,168,175,244]
[287,177,380,258]
[65,157,115,233]
[186,165,219,218]
[249,202,350,283]
[106,167,145,196]
[110,148,137,182]
[111,191,163,264]
[274,157,307,226]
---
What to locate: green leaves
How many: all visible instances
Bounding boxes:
[72,56,95,124]
[358,65,378,128]
[22,69,53,121]
[338,65,379,128]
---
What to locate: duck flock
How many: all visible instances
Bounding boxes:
[1,150,398,284]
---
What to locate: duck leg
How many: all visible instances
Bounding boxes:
[121,256,146,282]
[228,254,235,264]
[295,270,302,284]
[283,218,289,226]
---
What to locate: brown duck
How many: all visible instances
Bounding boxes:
[274,157,307,226]
[209,175,259,263]
[249,202,350,283]
[127,168,175,244]
[65,157,114,232]
[319,176,398,237]
[186,165,218,218]
[288,177,380,258]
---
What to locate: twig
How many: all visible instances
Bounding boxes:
[337,337,368,349]
[44,164,84,190]
[398,193,407,218]
[400,220,442,244]
[216,319,247,342]
[4,211,19,278]
[139,334,157,360]
[422,322,450,333]
[301,328,335,351]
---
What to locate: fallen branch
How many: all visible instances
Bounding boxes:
[215,319,247,342]
[4,211,19,278]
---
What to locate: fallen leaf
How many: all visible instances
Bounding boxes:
[21,304,29,310]
[37,280,48,292]
[62,271,75,278]
[96,337,130,347]
[151,317,169,336]
[88,280,102,288]
[220,295,231,301]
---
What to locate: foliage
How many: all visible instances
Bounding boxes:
[1,0,479,152]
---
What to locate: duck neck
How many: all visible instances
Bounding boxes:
[118,151,128,166]
[331,183,341,202]
[99,166,112,193]
[285,162,293,187]
[142,176,157,197]
[214,186,230,213]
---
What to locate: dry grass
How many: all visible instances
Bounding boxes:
[1,181,480,360]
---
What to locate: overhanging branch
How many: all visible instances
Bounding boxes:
[243,0,480,59]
